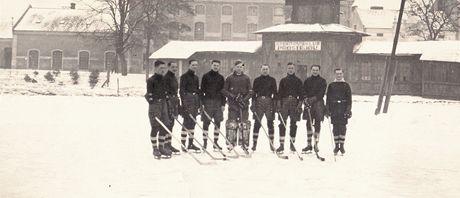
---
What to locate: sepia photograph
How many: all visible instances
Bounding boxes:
[1,0,459,197]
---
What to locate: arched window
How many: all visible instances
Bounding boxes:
[52,50,63,70]
[222,23,232,41]
[222,5,232,16]
[247,23,258,40]
[195,5,205,15]
[78,51,90,70]
[248,6,258,16]
[194,22,205,40]
[28,49,39,69]
[105,51,116,71]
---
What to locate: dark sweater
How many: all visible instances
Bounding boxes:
[201,70,226,105]
[252,75,277,101]
[145,73,167,103]
[303,75,327,102]
[278,74,303,99]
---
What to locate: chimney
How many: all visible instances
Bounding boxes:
[70,3,76,9]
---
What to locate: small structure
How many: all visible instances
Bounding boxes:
[0,21,13,68]
[149,40,262,78]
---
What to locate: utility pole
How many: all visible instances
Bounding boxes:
[375,0,406,114]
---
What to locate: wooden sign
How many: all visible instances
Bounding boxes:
[275,41,321,51]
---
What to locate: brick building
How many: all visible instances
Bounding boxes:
[11,5,143,72]
[175,0,286,41]
[0,20,13,68]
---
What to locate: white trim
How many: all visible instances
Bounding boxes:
[78,50,91,70]
[104,51,116,71]
[273,7,284,17]
[222,4,233,16]
[51,49,64,70]
[27,49,40,69]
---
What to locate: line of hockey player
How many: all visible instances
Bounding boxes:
[146,59,352,159]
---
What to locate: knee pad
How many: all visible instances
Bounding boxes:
[242,121,251,142]
[226,120,237,143]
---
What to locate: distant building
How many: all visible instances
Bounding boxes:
[173,0,285,41]
[11,4,143,72]
[0,20,13,68]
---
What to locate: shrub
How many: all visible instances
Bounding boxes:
[33,71,39,76]
[44,71,55,83]
[53,70,61,77]
[69,69,80,85]
[24,74,32,82]
[89,70,100,89]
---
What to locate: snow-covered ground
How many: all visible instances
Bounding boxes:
[1,95,459,198]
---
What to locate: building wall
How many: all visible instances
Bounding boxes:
[10,31,151,72]
[178,0,285,41]
[0,38,12,68]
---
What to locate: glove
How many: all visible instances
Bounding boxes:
[296,101,303,114]
[344,110,352,119]
[303,98,311,109]
[307,96,317,104]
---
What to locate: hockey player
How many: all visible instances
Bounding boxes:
[251,64,277,151]
[146,60,171,158]
[163,61,180,154]
[301,65,327,153]
[326,68,352,155]
[221,60,253,150]
[276,62,303,154]
[200,60,226,151]
[179,59,201,152]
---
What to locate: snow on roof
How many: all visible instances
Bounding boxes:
[0,21,13,39]
[356,8,399,29]
[14,7,112,33]
[354,41,460,63]
[149,41,262,60]
[255,23,370,36]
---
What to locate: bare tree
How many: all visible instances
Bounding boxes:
[140,0,193,79]
[406,0,460,40]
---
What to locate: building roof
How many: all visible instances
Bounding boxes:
[0,21,13,39]
[255,23,370,36]
[355,8,399,29]
[14,7,112,33]
[354,41,460,63]
[149,41,262,60]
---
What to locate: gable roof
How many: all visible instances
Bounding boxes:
[149,41,262,60]
[14,7,112,33]
[255,23,370,36]
[354,41,460,63]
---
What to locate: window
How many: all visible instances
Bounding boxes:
[195,5,205,15]
[28,49,39,69]
[377,33,384,37]
[247,23,258,40]
[222,5,232,16]
[274,7,284,16]
[194,22,205,40]
[52,50,63,70]
[78,51,90,70]
[353,25,357,30]
[222,23,232,41]
[105,51,116,71]
[248,6,258,16]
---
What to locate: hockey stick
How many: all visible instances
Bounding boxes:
[253,112,288,160]
[306,108,326,162]
[201,107,243,158]
[277,113,304,161]
[175,118,227,161]
[326,117,336,162]
[155,117,215,165]
[188,114,237,159]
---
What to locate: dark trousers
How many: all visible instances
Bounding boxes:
[332,124,347,144]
